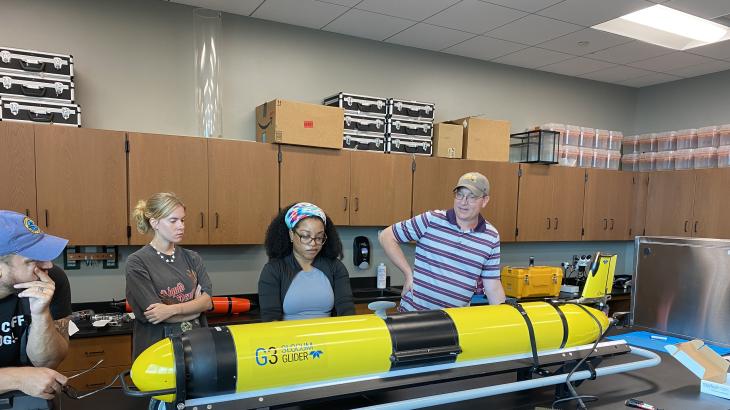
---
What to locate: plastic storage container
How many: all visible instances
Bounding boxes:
[697,126,718,148]
[718,146,730,168]
[638,133,657,153]
[607,150,621,170]
[673,149,694,170]
[621,153,640,171]
[578,147,594,168]
[654,151,674,171]
[608,131,623,151]
[719,124,730,146]
[593,149,608,169]
[595,129,610,149]
[500,266,563,298]
[580,127,595,148]
[622,135,640,154]
[693,147,717,169]
[676,129,697,150]
[557,145,579,167]
[639,152,655,172]
[655,131,676,152]
[564,125,581,146]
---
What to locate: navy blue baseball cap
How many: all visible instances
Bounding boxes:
[0,211,68,261]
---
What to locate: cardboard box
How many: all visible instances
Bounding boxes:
[666,339,730,399]
[256,99,344,149]
[447,117,510,162]
[432,123,463,159]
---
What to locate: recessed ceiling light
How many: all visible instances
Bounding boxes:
[593,5,730,50]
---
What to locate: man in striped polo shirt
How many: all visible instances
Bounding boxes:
[379,172,505,311]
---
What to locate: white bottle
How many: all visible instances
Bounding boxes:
[376,263,387,289]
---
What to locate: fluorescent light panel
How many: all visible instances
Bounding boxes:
[593,5,730,50]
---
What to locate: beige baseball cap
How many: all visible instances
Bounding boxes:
[454,172,490,197]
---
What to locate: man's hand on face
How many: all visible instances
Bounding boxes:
[13,265,56,315]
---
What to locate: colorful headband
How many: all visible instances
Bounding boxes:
[284,202,327,230]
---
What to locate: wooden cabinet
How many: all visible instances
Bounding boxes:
[349,151,412,226]
[412,157,518,241]
[691,169,730,239]
[207,139,278,244]
[582,170,634,240]
[629,172,649,238]
[280,147,412,226]
[0,122,36,219]
[34,125,127,245]
[127,133,209,245]
[516,164,584,241]
[645,170,696,237]
[58,335,131,392]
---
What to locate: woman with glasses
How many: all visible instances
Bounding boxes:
[258,202,354,321]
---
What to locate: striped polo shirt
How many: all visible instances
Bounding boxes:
[392,209,501,312]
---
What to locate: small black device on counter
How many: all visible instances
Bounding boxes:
[353,236,370,270]
[625,398,662,410]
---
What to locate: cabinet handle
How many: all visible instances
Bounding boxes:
[84,350,104,356]
[343,197,348,211]
[546,218,551,230]
[25,209,30,217]
[684,220,688,233]
[215,212,219,229]
[200,212,205,229]
[694,221,698,233]
[85,382,106,388]
[610,218,615,230]
[554,217,559,230]
[44,209,49,227]
[355,197,359,212]
[603,218,608,230]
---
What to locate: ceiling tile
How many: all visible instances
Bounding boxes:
[170,0,263,15]
[355,0,460,21]
[689,40,730,61]
[538,28,633,55]
[443,35,527,60]
[537,57,617,76]
[579,65,655,82]
[661,0,730,19]
[251,0,349,29]
[537,0,654,27]
[323,9,414,41]
[618,73,682,87]
[492,47,574,69]
[588,41,673,64]
[663,60,730,77]
[317,0,361,6]
[628,51,718,71]
[482,0,564,13]
[425,0,526,34]
[486,14,583,46]
[385,23,475,51]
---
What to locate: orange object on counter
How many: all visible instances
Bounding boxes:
[123,297,252,316]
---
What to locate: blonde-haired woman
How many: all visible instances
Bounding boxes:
[125,192,213,360]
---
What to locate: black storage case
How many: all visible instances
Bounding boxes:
[344,113,386,134]
[343,133,386,153]
[388,98,435,122]
[387,118,433,139]
[0,47,73,78]
[1,97,80,126]
[324,92,387,117]
[0,72,74,102]
[388,136,432,156]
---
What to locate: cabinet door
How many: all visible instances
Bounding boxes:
[476,161,519,242]
[280,146,350,225]
[629,172,649,238]
[0,122,36,219]
[350,151,412,226]
[645,170,695,237]
[35,125,127,245]
[691,168,730,239]
[128,133,209,245]
[583,170,634,241]
[208,139,278,244]
[517,164,584,241]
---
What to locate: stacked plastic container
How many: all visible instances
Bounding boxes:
[718,124,730,168]
[546,123,622,169]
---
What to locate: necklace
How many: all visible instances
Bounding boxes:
[153,244,175,263]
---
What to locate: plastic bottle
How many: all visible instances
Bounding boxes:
[377,263,387,289]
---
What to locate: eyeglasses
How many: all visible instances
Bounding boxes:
[454,191,483,204]
[293,231,327,245]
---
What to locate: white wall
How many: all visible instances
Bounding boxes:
[2,0,647,302]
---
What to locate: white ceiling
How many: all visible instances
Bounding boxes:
[168,0,730,88]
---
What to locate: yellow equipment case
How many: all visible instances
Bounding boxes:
[501,266,563,298]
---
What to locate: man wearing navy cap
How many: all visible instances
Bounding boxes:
[0,211,72,400]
